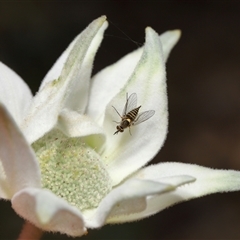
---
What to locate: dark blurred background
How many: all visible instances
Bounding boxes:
[1,1,240,239]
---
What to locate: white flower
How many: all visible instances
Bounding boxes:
[0,16,240,237]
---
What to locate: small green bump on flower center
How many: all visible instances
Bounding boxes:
[32,130,112,211]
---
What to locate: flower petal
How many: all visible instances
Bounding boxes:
[21,16,108,144]
[12,187,87,237]
[87,48,142,124]
[84,176,193,228]
[57,109,106,151]
[113,162,240,222]
[41,17,108,113]
[0,104,41,199]
[57,109,105,137]
[136,162,240,196]
[87,30,180,125]
[0,62,32,126]
[160,30,181,62]
[103,27,169,185]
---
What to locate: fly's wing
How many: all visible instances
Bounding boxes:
[133,110,155,125]
[122,93,137,115]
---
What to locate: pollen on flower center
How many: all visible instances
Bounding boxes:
[32,130,112,211]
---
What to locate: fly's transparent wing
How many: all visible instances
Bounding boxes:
[133,110,155,125]
[122,93,137,115]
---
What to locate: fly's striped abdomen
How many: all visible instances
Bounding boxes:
[126,106,141,121]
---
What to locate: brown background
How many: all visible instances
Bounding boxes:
[1,1,240,239]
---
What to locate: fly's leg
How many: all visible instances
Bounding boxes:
[112,106,122,118]
[128,126,132,136]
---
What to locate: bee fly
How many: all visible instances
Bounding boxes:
[112,93,155,135]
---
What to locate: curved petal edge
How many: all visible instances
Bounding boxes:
[12,188,87,237]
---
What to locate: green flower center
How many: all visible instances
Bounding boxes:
[32,130,112,211]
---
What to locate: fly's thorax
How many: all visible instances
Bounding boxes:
[32,129,112,211]
[120,119,131,128]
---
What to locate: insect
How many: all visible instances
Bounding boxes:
[112,93,155,135]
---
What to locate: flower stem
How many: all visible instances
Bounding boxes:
[18,221,43,240]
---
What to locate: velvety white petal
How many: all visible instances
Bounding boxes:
[0,104,41,199]
[85,179,173,228]
[111,162,240,222]
[41,17,108,113]
[87,30,180,124]
[57,109,105,137]
[21,16,108,144]
[57,109,106,151]
[0,62,32,126]
[87,48,142,124]
[160,30,181,62]
[85,176,194,228]
[12,188,87,237]
[102,27,168,185]
[136,162,240,195]
[39,38,78,91]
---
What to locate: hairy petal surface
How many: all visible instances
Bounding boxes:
[137,162,240,195]
[41,19,108,112]
[85,175,194,228]
[12,188,86,237]
[103,27,168,185]
[0,62,32,126]
[21,16,107,144]
[0,104,40,199]
[160,30,181,62]
[85,179,174,228]
[113,162,240,222]
[88,48,142,124]
[57,109,106,151]
[57,109,105,138]
[88,30,180,125]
